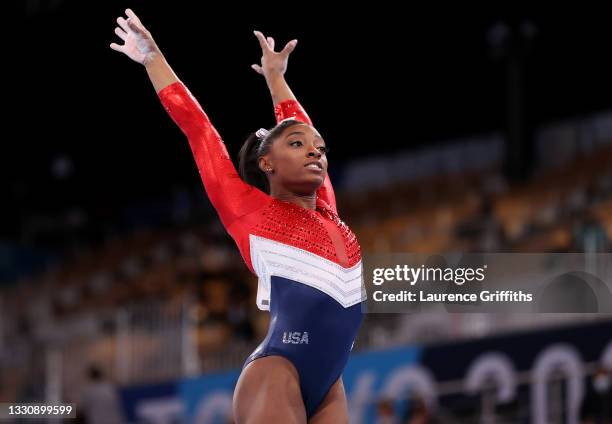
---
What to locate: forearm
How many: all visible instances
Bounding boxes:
[271,74,312,126]
[265,74,296,106]
[144,52,179,94]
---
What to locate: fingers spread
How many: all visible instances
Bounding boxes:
[109,42,124,52]
[125,9,142,25]
[114,27,127,41]
[280,39,297,56]
[267,36,275,51]
[117,16,130,33]
[253,30,271,52]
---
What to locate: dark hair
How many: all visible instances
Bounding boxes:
[238,119,306,194]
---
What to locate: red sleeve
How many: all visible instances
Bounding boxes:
[158,81,269,229]
[274,99,338,214]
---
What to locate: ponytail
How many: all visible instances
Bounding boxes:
[238,132,270,194]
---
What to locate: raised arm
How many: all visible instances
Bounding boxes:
[110,9,268,228]
[252,31,338,213]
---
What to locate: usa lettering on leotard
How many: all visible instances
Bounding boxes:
[282,331,310,344]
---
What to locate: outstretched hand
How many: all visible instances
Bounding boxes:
[110,8,161,65]
[252,31,297,79]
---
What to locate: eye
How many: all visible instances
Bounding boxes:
[289,140,303,147]
[317,146,329,154]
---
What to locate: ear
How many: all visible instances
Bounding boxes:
[258,156,273,173]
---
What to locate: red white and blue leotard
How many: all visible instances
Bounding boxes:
[158,81,364,417]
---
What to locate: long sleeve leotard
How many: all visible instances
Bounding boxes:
[158,81,363,417]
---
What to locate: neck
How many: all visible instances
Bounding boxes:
[270,186,317,210]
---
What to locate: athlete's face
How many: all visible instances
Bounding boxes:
[260,123,328,195]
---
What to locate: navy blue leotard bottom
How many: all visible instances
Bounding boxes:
[243,276,363,418]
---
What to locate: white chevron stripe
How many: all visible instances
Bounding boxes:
[249,234,365,310]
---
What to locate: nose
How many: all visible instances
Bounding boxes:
[307,145,321,158]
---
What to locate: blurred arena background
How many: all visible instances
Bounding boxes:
[5,2,612,423]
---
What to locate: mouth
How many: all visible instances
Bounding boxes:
[304,161,323,172]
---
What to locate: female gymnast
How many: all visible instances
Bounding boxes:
[110,9,364,423]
